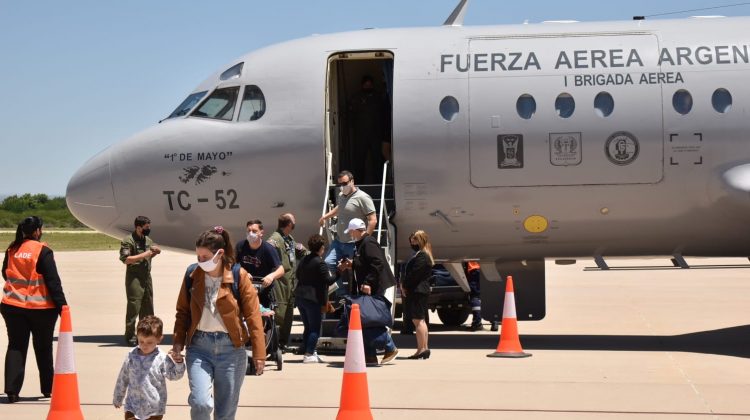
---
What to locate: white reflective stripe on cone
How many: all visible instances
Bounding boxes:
[54,332,76,374]
[502,292,517,319]
[343,331,366,373]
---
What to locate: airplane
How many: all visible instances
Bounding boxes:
[66,0,750,327]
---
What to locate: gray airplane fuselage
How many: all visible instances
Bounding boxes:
[67,17,750,263]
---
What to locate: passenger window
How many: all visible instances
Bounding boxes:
[220,63,243,81]
[238,85,267,121]
[516,94,536,120]
[594,92,614,117]
[672,90,693,115]
[165,91,207,119]
[439,96,459,121]
[712,88,732,113]
[555,93,575,118]
[191,87,240,121]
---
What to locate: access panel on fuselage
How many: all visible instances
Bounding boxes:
[466,34,664,187]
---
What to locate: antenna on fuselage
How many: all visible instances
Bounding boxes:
[443,0,469,26]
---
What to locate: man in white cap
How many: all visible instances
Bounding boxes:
[339,218,398,365]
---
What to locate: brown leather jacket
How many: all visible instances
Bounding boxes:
[173,265,266,360]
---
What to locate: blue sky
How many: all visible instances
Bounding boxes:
[2,0,750,197]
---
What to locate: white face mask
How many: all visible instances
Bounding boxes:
[247,231,260,243]
[341,184,353,195]
[197,250,221,272]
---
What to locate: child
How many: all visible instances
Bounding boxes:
[113,315,185,420]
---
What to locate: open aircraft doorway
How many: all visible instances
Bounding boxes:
[326,51,394,186]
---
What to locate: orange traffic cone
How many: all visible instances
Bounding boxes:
[47,305,84,420]
[487,276,532,358]
[336,303,373,420]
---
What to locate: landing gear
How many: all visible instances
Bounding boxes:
[436,306,470,327]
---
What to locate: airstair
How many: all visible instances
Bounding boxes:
[315,159,396,353]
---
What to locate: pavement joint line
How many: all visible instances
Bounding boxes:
[666,349,717,417]
[8,402,750,416]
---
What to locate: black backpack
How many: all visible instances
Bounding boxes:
[183,263,244,312]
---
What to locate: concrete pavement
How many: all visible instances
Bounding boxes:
[0,251,748,419]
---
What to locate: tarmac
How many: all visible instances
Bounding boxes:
[0,251,748,419]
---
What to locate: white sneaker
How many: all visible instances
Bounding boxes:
[315,353,325,363]
[303,354,318,363]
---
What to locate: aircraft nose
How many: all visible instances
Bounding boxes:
[66,148,118,230]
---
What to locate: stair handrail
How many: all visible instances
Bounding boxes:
[376,160,390,244]
[319,151,333,236]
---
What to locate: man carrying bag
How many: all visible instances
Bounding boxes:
[337,218,398,365]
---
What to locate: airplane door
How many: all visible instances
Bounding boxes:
[468,34,664,187]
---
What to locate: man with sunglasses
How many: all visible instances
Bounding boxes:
[318,170,377,292]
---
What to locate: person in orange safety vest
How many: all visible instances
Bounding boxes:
[1,216,68,403]
[465,261,483,331]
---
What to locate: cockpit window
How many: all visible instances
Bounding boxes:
[238,85,267,121]
[166,91,207,119]
[191,87,240,121]
[220,63,243,81]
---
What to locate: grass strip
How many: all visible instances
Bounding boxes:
[0,231,120,251]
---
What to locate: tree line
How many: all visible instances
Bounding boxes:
[0,194,86,228]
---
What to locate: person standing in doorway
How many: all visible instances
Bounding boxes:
[120,216,160,346]
[349,75,391,184]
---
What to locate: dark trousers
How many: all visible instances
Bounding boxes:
[274,279,295,347]
[468,269,482,324]
[1,303,58,395]
[125,271,154,340]
[297,298,322,355]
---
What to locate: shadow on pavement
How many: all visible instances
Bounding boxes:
[392,324,750,359]
[66,325,750,358]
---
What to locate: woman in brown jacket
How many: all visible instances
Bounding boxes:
[170,227,265,420]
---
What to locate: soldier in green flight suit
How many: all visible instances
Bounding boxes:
[119,216,160,346]
[266,213,308,350]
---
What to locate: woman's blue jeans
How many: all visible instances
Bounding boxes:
[297,298,323,355]
[186,331,247,420]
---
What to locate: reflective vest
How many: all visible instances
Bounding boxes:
[3,240,55,309]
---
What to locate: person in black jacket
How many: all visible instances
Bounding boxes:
[340,218,399,365]
[1,216,68,403]
[295,234,336,363]
[401,230,434,360]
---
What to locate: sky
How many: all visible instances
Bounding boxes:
[2,0,750,197]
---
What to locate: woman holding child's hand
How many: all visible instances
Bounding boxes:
[172,227,266,420]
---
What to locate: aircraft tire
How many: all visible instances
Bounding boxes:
[436,306,470,327]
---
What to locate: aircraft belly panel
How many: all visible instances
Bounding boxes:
[468,34,664,187]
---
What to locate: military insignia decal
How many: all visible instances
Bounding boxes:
[605,132,639,165]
